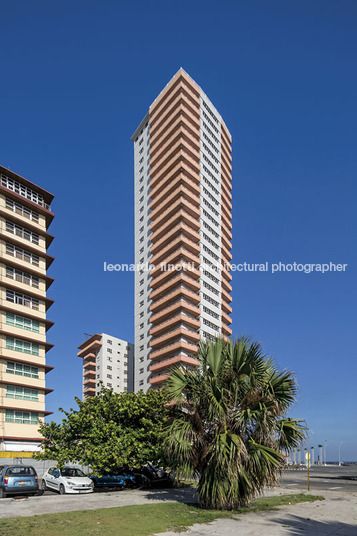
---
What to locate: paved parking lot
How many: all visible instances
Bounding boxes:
[1,466,356,520]
[0,486,196,518]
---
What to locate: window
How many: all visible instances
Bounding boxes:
[202,280,220,296]
[6,289,39,310]
[107,339,112,345]
[140,368,144,374]
[107,366,112,370]
[203,318,220,331]
[5,197,39,222]
[6,312,40,333]
[107,374,112,379]
[6,361,39,378]
[203,306,220,320]
[6,336,39,356]
[5,220,39,245]
[139,380,144,386]
[139,345,144,351]
[6,385,39,401]
[1,174,49,208]
[203,294,220,308]
[107,348,112,354]
[5,409,39,424]
[5,266,39,288]
[6,243,40,266]
[107,383,112,387]
[140,357,144,363]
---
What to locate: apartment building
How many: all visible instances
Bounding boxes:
[132,69,232,392]
[0,165,54,452]
[77,333,134,398]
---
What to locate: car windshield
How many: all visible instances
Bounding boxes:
[61,468,86,478]
[6,467,35,476]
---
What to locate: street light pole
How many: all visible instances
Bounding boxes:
[339,442,344,466]
[318,444,323,466]
[324,440,328,466]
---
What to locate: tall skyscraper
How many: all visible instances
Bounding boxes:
[77,333,134,398]
[0,165,54,452]
[132,69,232,392]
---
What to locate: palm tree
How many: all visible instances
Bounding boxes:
[164,337,306,510]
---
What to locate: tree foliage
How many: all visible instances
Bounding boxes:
[35,388,169,473]
[164,337,306,510]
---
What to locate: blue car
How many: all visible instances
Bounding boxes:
[89,470,136,490]
[0,465,39,498]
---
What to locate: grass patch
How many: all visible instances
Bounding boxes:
[0,493,324,536]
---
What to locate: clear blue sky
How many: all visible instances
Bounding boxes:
[1,0,356,462]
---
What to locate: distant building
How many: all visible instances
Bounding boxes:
[0,164,55,452]
[131,69,233,391]
[77,333,134,398]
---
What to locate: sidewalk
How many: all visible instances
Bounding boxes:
[158,487,357,536]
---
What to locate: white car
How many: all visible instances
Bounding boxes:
[42,466,94,494]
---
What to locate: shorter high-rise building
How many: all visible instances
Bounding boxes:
[0,164,55,452]
[77,333,134,398]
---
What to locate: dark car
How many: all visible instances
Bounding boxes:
[89,469,136,490]
[0,465,39,498]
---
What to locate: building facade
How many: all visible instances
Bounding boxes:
[132,69,232,392]
[77,333,134,398]
[0,165,54,452]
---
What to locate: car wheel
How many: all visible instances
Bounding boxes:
[0,488,6,499]
[59,484,66,495]
[41,480,47,491]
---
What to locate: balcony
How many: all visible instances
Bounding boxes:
[150,247,201,276]
[150,272,200,301]
[150,143,200,185]
[77,335,102,358]
[150,235,200,267]
[150,129,200,173]
[150,209,200,243]
[222,300,232,315]
[150,116,200,161]
[83,370,96,379]
[150,286,200,314]
[150,313,200,337]
[151,299,200,325]
[149,355,200,374]
[150,327,200,349]
[222,287,232,304]
[222,323,232,337]
[150,76,200,124]
[151,223,199,256]
[151,166,200,199]
[83,387,96,397]
[150,185,200,220]
[221,311,232,326]
[150,340,198,361]
[83,378,96,387]
[149,374,169,387]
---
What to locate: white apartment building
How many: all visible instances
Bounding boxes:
[131,69,233,392]
[77,333,134,398]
